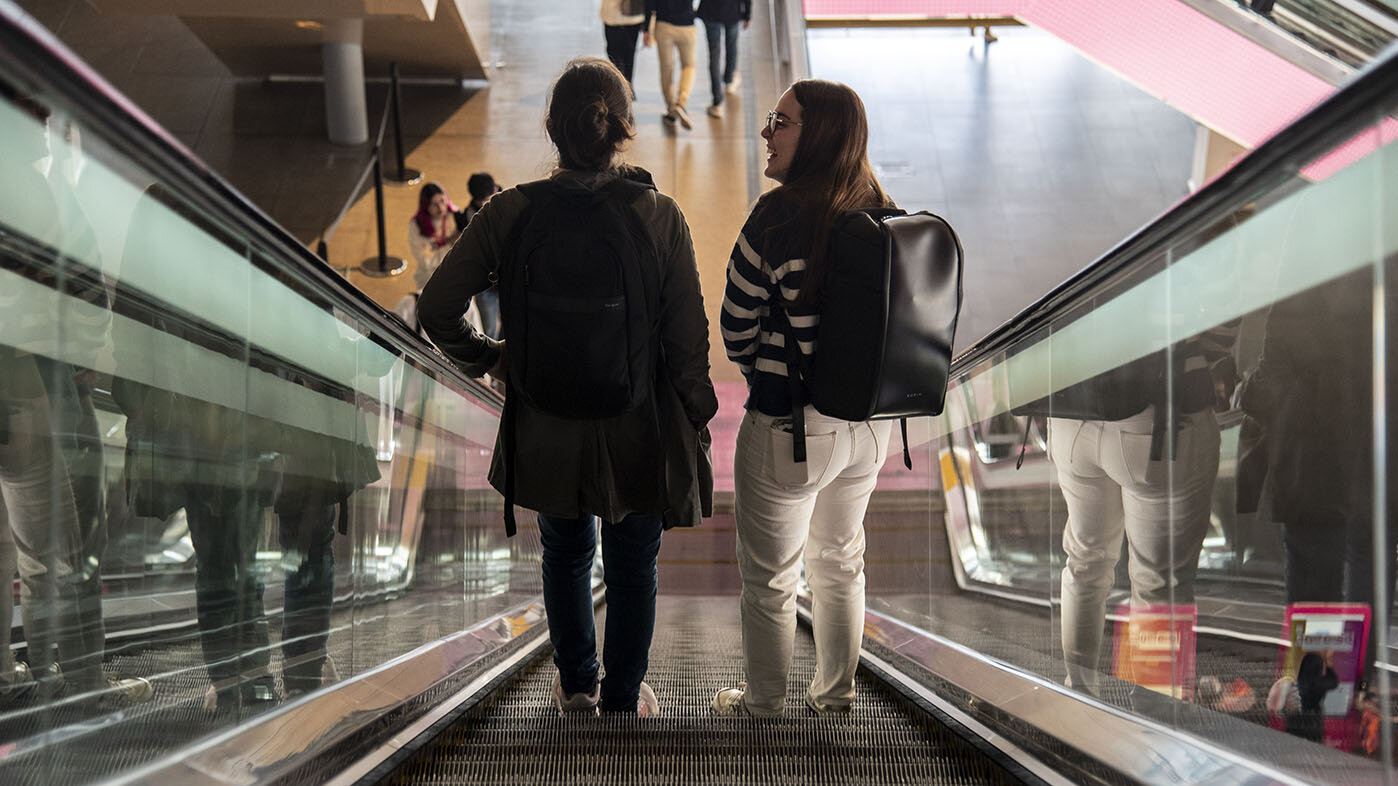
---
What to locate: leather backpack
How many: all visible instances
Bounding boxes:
[779,208,964,469]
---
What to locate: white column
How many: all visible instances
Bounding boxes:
[1188,123,1249,192]
[322,18,368,146]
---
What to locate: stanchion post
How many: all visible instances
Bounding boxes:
[384,62,422,186]
[359,147,407,277]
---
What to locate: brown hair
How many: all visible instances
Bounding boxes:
[771,79,891,304]
[546,57,635,172]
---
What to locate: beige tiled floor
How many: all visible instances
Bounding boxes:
[21,0,1197,380]
[18,0,777,386]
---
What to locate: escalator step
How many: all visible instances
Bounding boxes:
[387,595,1025,785]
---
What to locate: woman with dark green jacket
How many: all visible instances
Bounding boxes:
[418,57,717,717]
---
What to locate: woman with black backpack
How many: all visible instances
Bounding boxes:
[418,57,717,717]
[714,79,896,717]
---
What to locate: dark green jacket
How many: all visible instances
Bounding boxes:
[419,167,717,527]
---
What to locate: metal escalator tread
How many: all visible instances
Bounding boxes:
[388,595,1025,785]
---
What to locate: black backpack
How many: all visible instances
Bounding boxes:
[496,176,658,534]
[779,208,964,469]
[501,177,657,418]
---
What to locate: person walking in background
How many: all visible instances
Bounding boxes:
[643,0,699,130]
[462,172,500,225]
[601,0,646,93]
[714,80,896,717]
[418,58,717,717]
[697,0,748,118]
[463,173,502,339]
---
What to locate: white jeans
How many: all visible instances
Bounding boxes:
[0,355,90,685]
[1051,406,1220,693]
[734,407,891,715]
[653,20,697,110]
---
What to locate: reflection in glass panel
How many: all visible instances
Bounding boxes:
[866,103,1398,778]
[0,70,537,782]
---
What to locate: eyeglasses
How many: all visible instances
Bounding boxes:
[765,111,803,135]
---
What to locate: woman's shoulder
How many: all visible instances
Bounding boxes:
[740,188,806,250]
[475,185,529,224]
[749,188,802,223]
[620,169,685,223]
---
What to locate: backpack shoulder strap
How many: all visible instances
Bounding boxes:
[501,179,548,242]
[498,180,555,539]
[772,299,808,465]
[601,176,663,318]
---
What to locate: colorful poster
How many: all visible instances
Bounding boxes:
[1274,603,1371,750]
[1111,604,1197,699]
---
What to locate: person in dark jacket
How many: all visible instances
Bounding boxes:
[111,186,285,713]
[697,0,749,118]
[1241,262,1398,692]
[463,172,502,339]
[418,57,717,717]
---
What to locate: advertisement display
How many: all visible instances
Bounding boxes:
[1270,603,1371,750]
[1111,604,1198,699]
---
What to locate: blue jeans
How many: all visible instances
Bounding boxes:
[277,496,337,695]
[474,288,501,340]
[704,20,740,106]
[538,511,663,712]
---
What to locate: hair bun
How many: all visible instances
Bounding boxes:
[547,57,636,171]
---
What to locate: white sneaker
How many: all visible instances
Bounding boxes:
[804,691,851,715]
[671,104,692,130]
[108,676,154,703]
[636,681,659,717]
[707,104,723,119]
[726,72,742,95]
[552,677,600,714]
[712,682,748,715]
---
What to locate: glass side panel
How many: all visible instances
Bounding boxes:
[0,71,538,782]
[865,89,1398,779]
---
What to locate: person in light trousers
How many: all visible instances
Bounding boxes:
[715,79,897,716]
[1053,404,1220,695]
[642,0,699,129]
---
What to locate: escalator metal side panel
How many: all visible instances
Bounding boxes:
[105,599,548,786]
[851,600,1341,786]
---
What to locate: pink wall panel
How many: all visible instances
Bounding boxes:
[803,0,1025,15]
[1018,0,1333,148]
[801,0,1338,150]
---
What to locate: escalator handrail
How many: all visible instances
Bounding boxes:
[948,40,1398,377]
[0,0,503,412]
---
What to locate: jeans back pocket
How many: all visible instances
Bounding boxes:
[768,420,837,488]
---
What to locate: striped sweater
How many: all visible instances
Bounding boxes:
[720,191,820,416]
